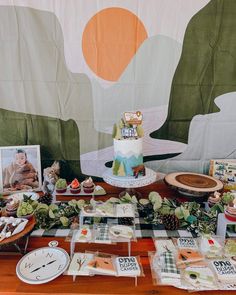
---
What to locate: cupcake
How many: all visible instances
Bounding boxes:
[70,178,81,194]
[55,178,67,193]
[208,191,221,207]
[225,199,236,221]
[5,199,20,217]
[82,177,95,193]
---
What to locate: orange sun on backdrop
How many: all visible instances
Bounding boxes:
[82,7,148,82]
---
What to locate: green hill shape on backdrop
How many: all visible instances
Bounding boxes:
[151,0,236,143]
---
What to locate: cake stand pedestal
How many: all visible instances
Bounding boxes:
[102,168,157,198]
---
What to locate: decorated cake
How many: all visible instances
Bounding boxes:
[112,111,145,177]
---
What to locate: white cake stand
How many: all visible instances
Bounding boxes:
[102,168,157,198]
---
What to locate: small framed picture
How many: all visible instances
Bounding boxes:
[0,145,42,194]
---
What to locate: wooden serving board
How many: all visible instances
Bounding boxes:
[0,216,36,246]
[165,172,223,197]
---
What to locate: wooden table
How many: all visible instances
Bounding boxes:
[0,181,232,295]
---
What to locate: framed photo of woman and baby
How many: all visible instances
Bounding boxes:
[0,145,42,194]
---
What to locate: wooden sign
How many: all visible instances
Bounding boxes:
[124,111,142,125]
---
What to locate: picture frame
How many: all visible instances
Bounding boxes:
[0,145,42,194]
[209,159,236,189]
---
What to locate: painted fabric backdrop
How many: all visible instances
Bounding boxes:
[0,0,236,180]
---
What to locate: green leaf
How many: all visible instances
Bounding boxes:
[121,193,132,203]
[35,203,49,212]
[49,209,55,219]
[182,208,190,220]
[106,197,121,204]
[162,198,172,206]
[186,215,197,224]
[131,195,138,204]
[175,207,184,219]
[60,216,69,227]
[159,206,170,215]
[76,199,85,209]
[90,198,96,207]
[68,199,77,207]
[139,199,150,206]
[153,199,162,211]
[148,192,162,204]
[49,204,58,212]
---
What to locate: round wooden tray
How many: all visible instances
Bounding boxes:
[164,172,223,197]
[0,216,36,246]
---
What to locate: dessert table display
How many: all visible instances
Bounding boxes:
[1,181,236,294]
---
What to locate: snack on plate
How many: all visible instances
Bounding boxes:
[199,235,223,258]
[176,249,204,268]
[183,264,217,289]
[0,217,28,241]
[74,226,92,243]
[224,239,236,257]
[55,178,67,193]
[82,177,95,193]
[70,178,81,194]
[86,254,117,276]
[5,199,20,217]
[154,239,176,255]
[67,252,94,276]
[109,225,134,239]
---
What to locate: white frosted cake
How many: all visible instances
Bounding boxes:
[112,111,145,177]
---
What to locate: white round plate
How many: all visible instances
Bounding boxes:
[8,191,39,201]
[16,247,70,284]
[103,168,157,188]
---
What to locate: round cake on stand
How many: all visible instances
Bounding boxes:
[103,111,157,198]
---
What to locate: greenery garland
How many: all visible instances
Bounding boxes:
[2,191,235,234]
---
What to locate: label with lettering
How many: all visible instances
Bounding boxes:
[177,238,198,249]
[115,256,141,277]
[211,260,236,282]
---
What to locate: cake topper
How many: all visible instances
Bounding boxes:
[124,111,143,125]
[112,111,144,140]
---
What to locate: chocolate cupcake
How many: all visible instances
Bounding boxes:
[82,177,95,193]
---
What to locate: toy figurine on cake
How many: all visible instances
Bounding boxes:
[112,111,145,178]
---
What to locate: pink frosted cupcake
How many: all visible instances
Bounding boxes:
[82,177,95,193]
